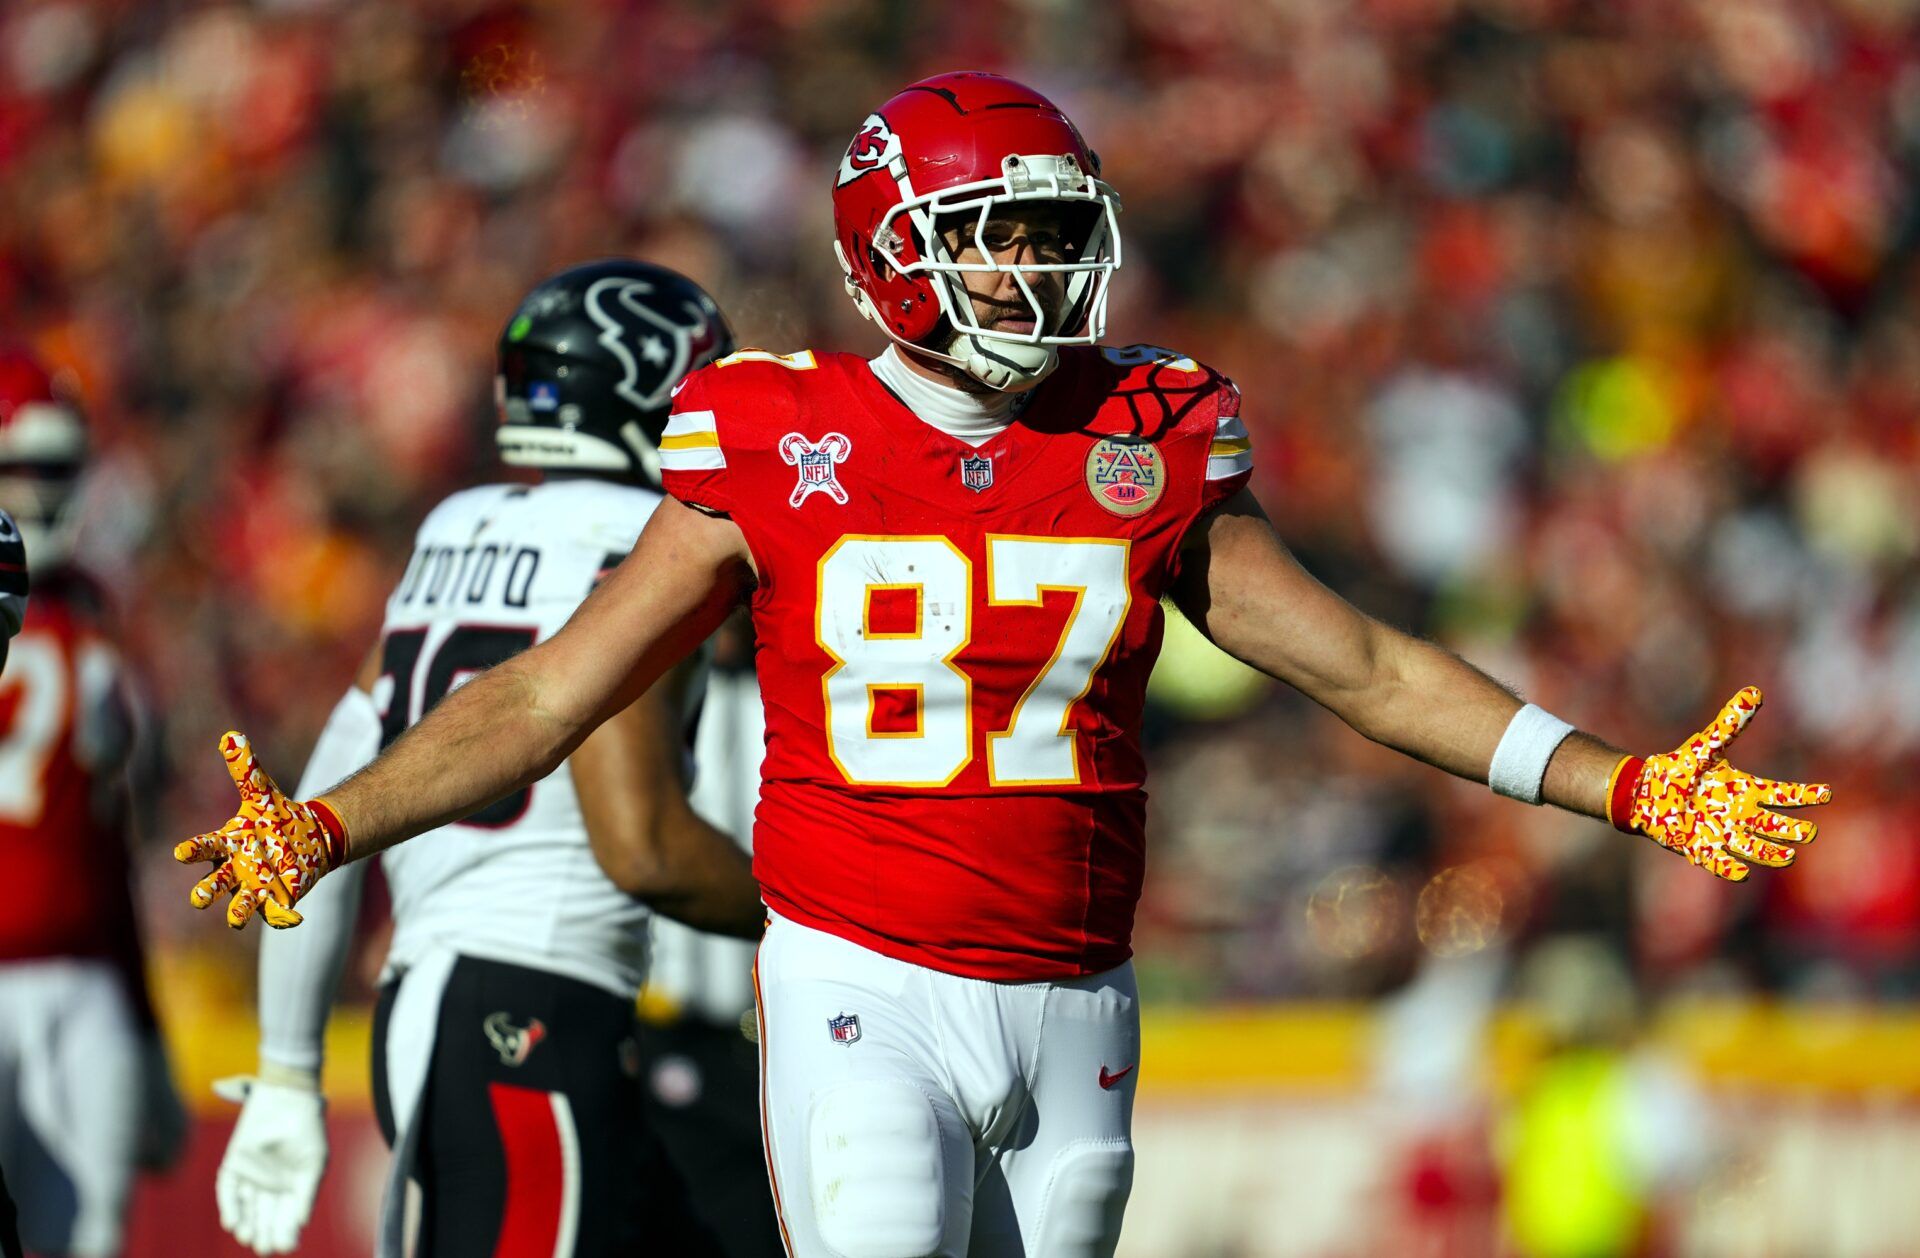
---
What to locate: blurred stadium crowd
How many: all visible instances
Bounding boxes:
[1,0,1915,1014]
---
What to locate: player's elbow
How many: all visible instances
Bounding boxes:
[500,653,597,776]
[1304,616,1405,739]
[604,847,676,900]
[589,801,682,898]
[1339,621,1426,741]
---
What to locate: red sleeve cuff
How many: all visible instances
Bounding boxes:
[1607,756,1646,834]
[306,797,349,868]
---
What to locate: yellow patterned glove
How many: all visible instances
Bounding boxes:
[173,733,349,929]
[1608,686,1831,882]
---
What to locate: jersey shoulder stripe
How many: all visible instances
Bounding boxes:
[1207,380,1252,482]
[660,409,723,472]
[660,353,837,514]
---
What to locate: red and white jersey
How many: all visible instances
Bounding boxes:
[0,572,138,962]
[660,345,1252,980]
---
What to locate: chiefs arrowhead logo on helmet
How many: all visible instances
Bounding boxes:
[836,113,901,187]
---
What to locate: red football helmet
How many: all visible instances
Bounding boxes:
[831,71,1123,392]
[0,346,87,566]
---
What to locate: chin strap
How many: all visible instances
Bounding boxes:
[951,332,1058,393]
[837,241,1063,395]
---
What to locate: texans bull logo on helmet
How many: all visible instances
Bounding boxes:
[585,277,720,416]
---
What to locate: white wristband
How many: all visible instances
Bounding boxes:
[1488,703,1575,804]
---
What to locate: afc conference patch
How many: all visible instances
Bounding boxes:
[828,1012,862,1045]
[1085,438,1163,516]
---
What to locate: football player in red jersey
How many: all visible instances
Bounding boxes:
[0,346,184,1257]
[178,73,1831,1256]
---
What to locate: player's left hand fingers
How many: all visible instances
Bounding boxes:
[1744,807,1817,846]
[1684,838,1750,882]
[1730,829,1798,868]
[1684,686,1762,770]
[1746,778,1834,810]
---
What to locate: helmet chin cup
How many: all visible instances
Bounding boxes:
[954,333,1057,393]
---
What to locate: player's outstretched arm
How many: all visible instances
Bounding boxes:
[336,495,754,851]
[177,497,755,928]
[1173,489,1830,880]
[571,655,764,938]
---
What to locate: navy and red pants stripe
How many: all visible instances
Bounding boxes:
[372,954,728,1257]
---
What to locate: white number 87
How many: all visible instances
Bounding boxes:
[816,535,1132,788]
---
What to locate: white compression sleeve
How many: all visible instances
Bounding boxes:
[256,687,383,1076]
[1487,702,1575,805]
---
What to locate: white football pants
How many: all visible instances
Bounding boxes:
[0,959,142,1257]
[754,912,1137,1258]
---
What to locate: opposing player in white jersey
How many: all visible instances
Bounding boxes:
[213,261,766,1257]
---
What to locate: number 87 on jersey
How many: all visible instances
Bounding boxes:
[660,344,1252,800]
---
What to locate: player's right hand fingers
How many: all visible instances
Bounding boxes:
[174,830,235,865]
[227,885,263,930]
[189,862,240,909]
[260,896,304,929]
[218,730,276,802]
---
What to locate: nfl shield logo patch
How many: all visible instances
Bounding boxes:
[828,1013,862,1045]
[778,432,853,507]
[959,454,994,493]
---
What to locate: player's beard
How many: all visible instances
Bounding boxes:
[922,286,1063,395]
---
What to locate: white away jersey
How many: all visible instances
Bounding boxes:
[373,479,671,997]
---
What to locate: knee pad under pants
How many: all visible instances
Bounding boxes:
[808,1080,962,1258]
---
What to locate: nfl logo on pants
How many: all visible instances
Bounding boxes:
[828,1012,861,1045]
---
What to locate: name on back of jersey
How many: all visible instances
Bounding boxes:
[392,540,542,612]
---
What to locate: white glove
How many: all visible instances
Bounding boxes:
[214,1070,329,1255]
